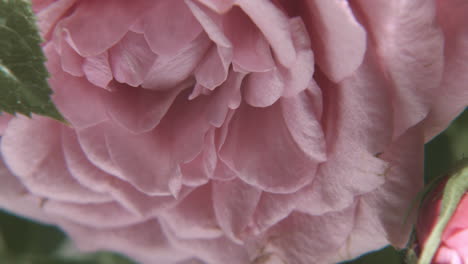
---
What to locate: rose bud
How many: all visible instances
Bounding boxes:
[417,159,468,264]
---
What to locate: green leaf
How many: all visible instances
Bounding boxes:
[0,0,64,121]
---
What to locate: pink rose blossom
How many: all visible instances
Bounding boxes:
[417,180,468,263]
[1,0,468,263]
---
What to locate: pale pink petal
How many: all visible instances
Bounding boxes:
[237,0,296,67]
[258,208,356,264]
[60,38,85,77]
[212,178,262,243]
[243,69,284,107]
[357,0,445,138]
[142,0,203,56]
[161,183,223,239]
[63,127,181,216]
[109,32,157,87]
[142,34,212,90]
[223,7,275,73]
[101,80,185,134]
[61,220,193,264]
[82,51,113,89]
[433,246,463,264]
[0,113,12,136]
[219,91,325,193]
[204,71,244,126]
[44,44,109,129]
[0,155,55,224]
[186,0,232,48]
[181,131,216,187]
[76,123,123,178]
[61,0,152,56]
[278,18,315,97]
[35,0,76,39]
[422,0,468,140]
[195,0,236,13]
[301,0,366,82]
[44,201,143,228]
[162,223,251,264]
[334,126,424,262]
[1,116,110,203]
[195,45,232,90]
[105,122,183,196]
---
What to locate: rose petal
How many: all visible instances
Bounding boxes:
[142,0,203,56]
[161,183,223,239]
[61,220,193,264]
[101,80,185,134]
[61,0,151,56]
[237,0,296,67]
[357,0,445,138]
[212,178,262,243]
[82,51,113,89]
[1,116,110,203]
[219,90,325,193]
[301,0,366,82]
[109,32,157,87]
[422,0,468,140]
[44,44,109,129]
[223,7,275,73]
[142,34,212,90]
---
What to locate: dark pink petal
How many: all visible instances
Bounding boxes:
[61,220,194,264]
[212,178,262,243]
[82,51,113,89]
[161,184,223,239]
[237,0,296,67]
[219,90,325,193]
[109,32,157,87]
[223,7,275,73]
[142,34,212,90]
[141,0,203,56]
[101,80,185,134]
[61,0,151,56]
[1,116,110,203]
[357,0,445,138]
[301,0,366,82]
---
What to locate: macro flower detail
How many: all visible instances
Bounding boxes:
[0,0,467,264]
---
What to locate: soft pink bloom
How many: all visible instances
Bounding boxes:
[1,0,467,263]
[417,181,468,264]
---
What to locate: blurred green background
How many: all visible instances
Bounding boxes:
[0,108,466,264]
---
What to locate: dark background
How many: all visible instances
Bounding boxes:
[1,108,466,264]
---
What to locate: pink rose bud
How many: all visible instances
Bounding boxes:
[417,160,468,264]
